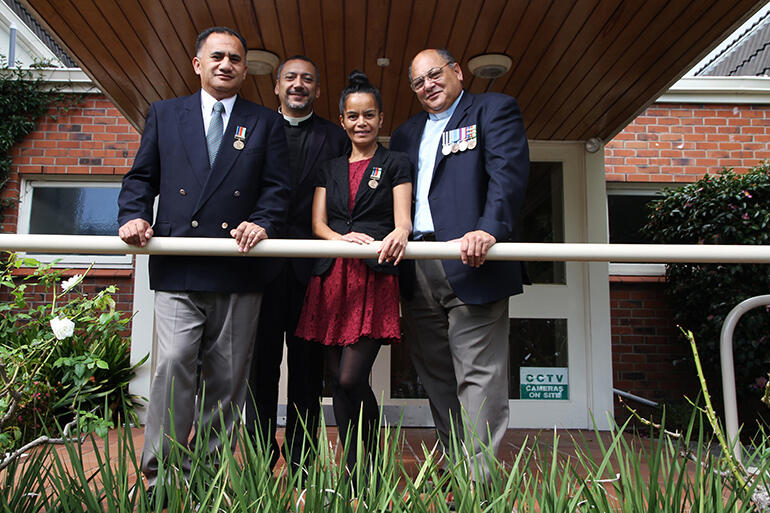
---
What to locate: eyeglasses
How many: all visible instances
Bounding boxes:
[409,62,454,91]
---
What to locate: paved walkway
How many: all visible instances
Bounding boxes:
[62,425,638,485]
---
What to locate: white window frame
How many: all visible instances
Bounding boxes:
[606,182,670,276]
[17,177,131,268]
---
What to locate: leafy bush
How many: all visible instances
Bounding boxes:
[643,165,770,411]
[0,253,145,451]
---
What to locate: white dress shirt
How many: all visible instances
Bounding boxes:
[200,89,237,136]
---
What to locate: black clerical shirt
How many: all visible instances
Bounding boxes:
[283,115,314,179]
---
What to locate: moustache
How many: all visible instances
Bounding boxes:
[287,88,309,96]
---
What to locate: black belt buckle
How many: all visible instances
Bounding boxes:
[421,233,436,241]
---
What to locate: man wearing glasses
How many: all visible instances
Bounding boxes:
[391,48,530,480]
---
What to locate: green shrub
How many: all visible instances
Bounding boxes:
[0,253,145,451]
[643,165,770,410]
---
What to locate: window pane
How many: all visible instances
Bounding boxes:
[509,318,568,399]
[391,317,570,401]
[29,186,120,236]
[390,318,427,399]
[520,162,565,284]
[607,194,657,244]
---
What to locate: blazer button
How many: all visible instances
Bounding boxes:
[191,220,199,228]
[221,222,228,229]
[233,190,241,197]
[179,188,186,196]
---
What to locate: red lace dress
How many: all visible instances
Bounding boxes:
[295,158,401,346]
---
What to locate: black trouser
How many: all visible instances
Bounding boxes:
[246,266,324,469]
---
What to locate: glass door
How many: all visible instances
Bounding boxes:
[372,142,598,428]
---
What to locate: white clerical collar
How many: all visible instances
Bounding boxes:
[200,89,237,115]
[428,90,464,121]
[280,108,314,126]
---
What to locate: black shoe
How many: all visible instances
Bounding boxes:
[146,485,168,511]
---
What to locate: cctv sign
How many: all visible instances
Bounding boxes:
[520,367,569,400]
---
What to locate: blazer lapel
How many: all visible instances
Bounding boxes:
[351,144,387,212]
[177,92,209,188]
[300,115,327,185]
[432,91,474,175]
[407,113,427,180]
[196,96,257,211]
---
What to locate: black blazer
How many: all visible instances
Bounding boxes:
[260,114,348,285]
[312,144,411,276]
[117,91,291,292]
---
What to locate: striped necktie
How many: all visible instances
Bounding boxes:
[206,101,224,168]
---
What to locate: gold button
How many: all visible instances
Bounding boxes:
[179,189,186,196]
[221,222,228,229]
[191,220,199,228]
[233,190,240,197]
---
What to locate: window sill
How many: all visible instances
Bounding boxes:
[11,268,134,278]
[609,275,666,283]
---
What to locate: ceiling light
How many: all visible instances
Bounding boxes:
[246,50,280,75]
[467,53,513,79]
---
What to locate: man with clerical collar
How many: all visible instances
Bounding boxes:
[246,55,347,471]
[118,26,290,500]
[390,48,530,481]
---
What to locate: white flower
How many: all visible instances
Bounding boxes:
[50,317,75,340]
[61,274,83,292]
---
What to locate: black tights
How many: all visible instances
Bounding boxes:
[326,338,381,471]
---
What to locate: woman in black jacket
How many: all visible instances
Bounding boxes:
[296,70,412,471]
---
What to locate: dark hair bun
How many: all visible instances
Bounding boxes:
[339,69,383,114]
[348,70,370,87]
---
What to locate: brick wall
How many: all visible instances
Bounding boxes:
[1,94,140,233]
[0,94,140,330]
[606,103,770,182]
[609,280,697,404]
[603,102,770,409]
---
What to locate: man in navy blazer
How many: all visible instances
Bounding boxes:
[390,48,529,480]
[245,55,347,471]
[117,27,290,489]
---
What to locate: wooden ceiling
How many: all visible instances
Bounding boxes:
[20,0,766,140]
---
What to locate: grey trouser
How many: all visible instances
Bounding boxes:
[403,259,510,480]
[141,290,261,485]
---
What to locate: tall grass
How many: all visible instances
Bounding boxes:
[0,407,766,512]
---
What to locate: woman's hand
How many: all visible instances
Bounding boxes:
[378,227,409,265]
[341,232,374,244]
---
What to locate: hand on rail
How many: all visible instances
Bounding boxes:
[378,227,409,265]
[118,218,154,247]
[453,230,496,268]
[340,232,374,245]
[230,221,267,252]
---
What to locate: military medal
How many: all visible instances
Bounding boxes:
[466,125,477,150]
[233,126,247,150]
[441,132,451,155]
[369,166,383,189]
[458,126,468,151]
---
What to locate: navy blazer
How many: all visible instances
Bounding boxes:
[118,91,291,293]
[312,145,412,276]
[261,114,348,285]
[390,91,530,304]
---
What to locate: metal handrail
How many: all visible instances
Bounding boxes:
[3,235,769,447]
[3,234,770,263]
[720,295,770,464]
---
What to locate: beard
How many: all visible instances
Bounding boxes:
[284,88,312,112]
